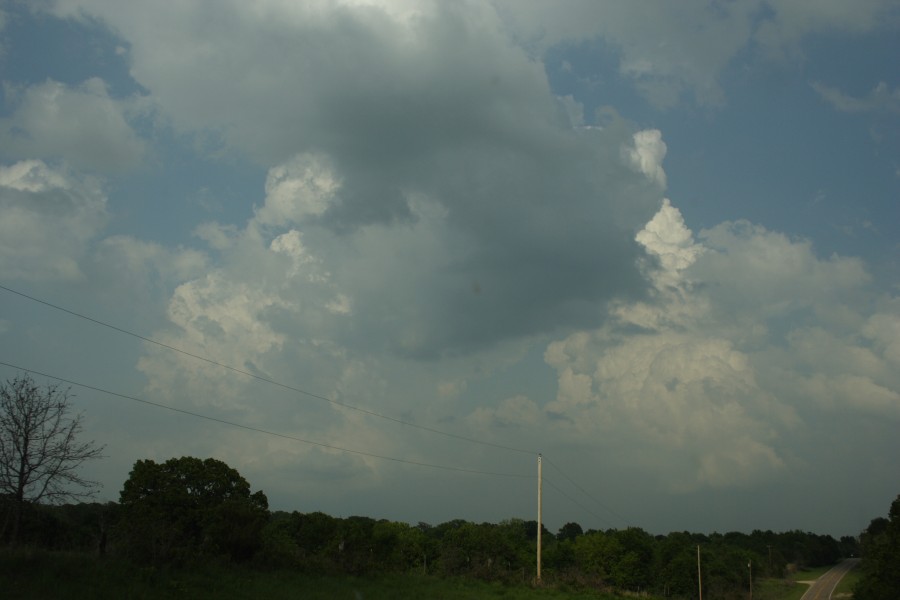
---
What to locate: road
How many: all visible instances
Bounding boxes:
[799,558,860,600]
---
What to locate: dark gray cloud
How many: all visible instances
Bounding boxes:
[52,1,665,357]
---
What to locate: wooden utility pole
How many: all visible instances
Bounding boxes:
[749,559,753,600]
[697,545,703,600]
[537,453,542,584]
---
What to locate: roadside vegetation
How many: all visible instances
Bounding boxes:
[853,494,900,599]
[0,550,617,600]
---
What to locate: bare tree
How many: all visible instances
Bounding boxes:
[0,373,104,546]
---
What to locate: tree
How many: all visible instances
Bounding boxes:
[0,374,104,546]
[855,494,900,600]
[118,456,268,563]
[557,521,584,542]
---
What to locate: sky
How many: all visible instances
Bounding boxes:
[1,0,898,538]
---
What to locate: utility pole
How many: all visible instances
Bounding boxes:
[537,453,542,584]
[748,559,753,600]
[697,545,702,600]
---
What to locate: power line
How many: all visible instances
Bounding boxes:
[0,360,534,480]
[542,455,630,528]
[1,285,631,526]
[543,476,615,531]
[0,284,534,456]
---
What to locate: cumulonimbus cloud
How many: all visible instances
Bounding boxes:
[537,199,897,491]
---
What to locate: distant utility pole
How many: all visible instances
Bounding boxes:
[749,559,753,600]
[537,453,543,584]
[697,545,703,600]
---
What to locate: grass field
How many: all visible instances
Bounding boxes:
[0,549,625,600]
[755,577,810,600]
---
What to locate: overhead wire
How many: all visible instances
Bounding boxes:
[542,455,630,529]
[1,284,633,526]
[543,476,615,530]
[0,360,534,479]
[0,284,534,456]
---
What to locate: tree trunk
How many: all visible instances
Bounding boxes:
[8,500,22,548]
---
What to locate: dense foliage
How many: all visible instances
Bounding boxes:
[854,494,900,600]
[3,455,866,598]
[117,457,269,563]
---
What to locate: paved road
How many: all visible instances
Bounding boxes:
[799,558,860,600]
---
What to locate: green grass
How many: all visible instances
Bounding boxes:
[750,563,863,600]
[0,549,631,599]
[833,564,860,598]
[753,578,809,600]
[792,564,836,581]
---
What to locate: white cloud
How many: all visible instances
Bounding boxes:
[626,129,668,190]
[325,293,352,316]
[493,0,898,107]
[863,308,900,366]
[692,222,871,322]
[135,174,352,413]
[0,160,108,281]
[537,200,896,492]
[437,379,467,398]
[96,236,208,283]
[269,230,322,279]
[194,222,240,251]
[493,0,758,107]
[544,328,792,491]
[88,235,210,314]
[137,271,294,411]
[635,198,702,277]
[0,79,147,172]
[256,153,339,227]
[812,81,900,114]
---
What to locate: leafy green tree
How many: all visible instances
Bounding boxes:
[611,527,654,590]
[855,494,900,600]
[573,529,622,583]
[118,456,268,563]
[495,519,532,573]
[557,521,583,542]
[295,511,339,557]
[336,515,377,574]
[654,532,700,597]
[395,522,432,573]
[0,374,104,546]
[544,537,577,572]
[257,515,302,568]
